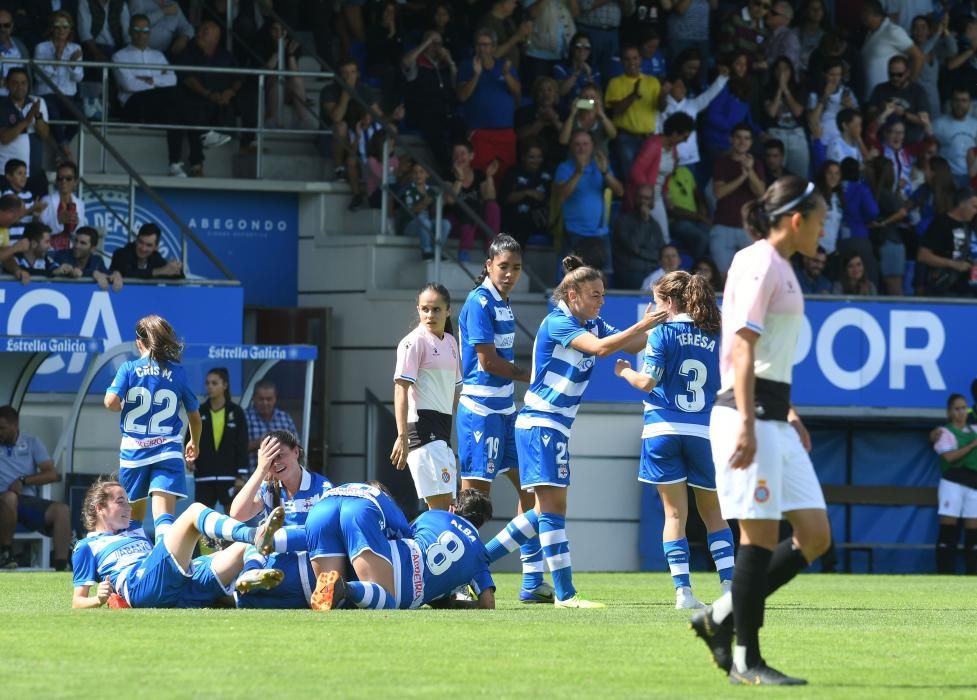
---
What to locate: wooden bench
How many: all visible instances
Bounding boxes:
[823,485,937,573]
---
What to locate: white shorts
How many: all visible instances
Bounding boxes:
[937,478,977,519]
[710,406,826,520]
[406,440,457,500]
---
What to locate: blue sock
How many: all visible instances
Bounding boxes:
[347,581,396,609]
[153,513,175,545]
[664,538,692,589]
[195,506,255,544]
[272,525,307,554]
[539,512,575,601]
[708,528,735,583]
[520,540,544,591]
[485,510,539,563]
[241,545,266,573]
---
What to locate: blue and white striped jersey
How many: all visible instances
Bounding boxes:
[324,482,412,540]
[459,278,517,416]
[107,357,199,468]
[641,314,720,439]
[71,530,153,590]
[259,468,333,526]
[516,301,619,437]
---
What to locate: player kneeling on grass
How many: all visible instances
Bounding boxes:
[310,487,496,610]
[71,477,285,609]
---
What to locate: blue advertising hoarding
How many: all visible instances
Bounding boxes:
[0,282,243,391]
[82,187,299,307]
[589,295,977,410]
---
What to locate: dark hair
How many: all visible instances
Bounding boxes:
[454,488,493,528]
[927,157,954,216]
[75,226,99,247]
[130,13,151,27]
[887,54,908,70]
[691,257,724,293]
[947,392,967,411]
[866,156,894,200]
[254,378,277,394]
[815,160,844,209]
[953,187,976,207]
[840,157,860,182]
[135,314,183,365]
[654,270,722,334]
[881,115,906,141]
[730,122,753,138]
[81,476,123,532]
[0,194,21,211]
[452,140,473,154]
[970,378,977,403]
[568,30,592,52]
[765,57,799,98]
[207,367,233,404]
[474,234,522,288]
[23,222,52,244]
[675,47,702,66]
[663,112,694,137]
[862,0,884,18]
[3,158,25,176]
[763,138,785,155]
[551,255,603,304]
[264,429,306,466]
[835,107,859,133]
[136,223,161,242]
[337,56,358,70]
[742,176,823,239]
[0,405,18,423]
[58,160,79,178]
[416,283,455,337]
[5,67,28,83]
[839,252,872,294]
[726,51,754,100]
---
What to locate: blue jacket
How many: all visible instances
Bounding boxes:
[841,181,879,240]
[701,85,758,154]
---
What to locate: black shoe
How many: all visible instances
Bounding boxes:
[421,251,434,261]
[689,605,733,673]
[347,194,365,211]
[334,166,347,181]
[728,662,807,686]
[0,552,17,570]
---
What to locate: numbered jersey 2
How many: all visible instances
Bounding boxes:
[398,509,494,608]
[108,357,200,468]
[641,316,720,437]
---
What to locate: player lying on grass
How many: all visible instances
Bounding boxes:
[71,477,285,609]
[308,487,496,610]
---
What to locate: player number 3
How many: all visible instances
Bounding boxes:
[426,531,466,575]
[676,359,707,413]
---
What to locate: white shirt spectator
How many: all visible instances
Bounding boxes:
[826,137,863,166]
[657,74,729,166]
[111,45,176,106]
[861,18,914,100]
[807,85,858,144]
[0,96,49,176]
[883,0,934,32]
[39,192,87,236]
[34,41,85,97]
[0,40,23,96]
[77,0,132,48]
[933,112,977,177]
[127,0,195,53]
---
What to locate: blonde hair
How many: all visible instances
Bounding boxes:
[653,270,722,335]
[81,476,123,531]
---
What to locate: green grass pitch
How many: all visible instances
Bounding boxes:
[2,572,975,699]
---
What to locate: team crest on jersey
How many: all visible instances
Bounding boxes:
[558,466,569,479]
[754,480,770,503]
[441,468,451,483]
[487,460,495,474]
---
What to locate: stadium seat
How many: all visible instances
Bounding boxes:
[13,483,53,570]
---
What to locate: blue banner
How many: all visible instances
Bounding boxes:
[82,187,299,307]
[0,282,243,391]
[589,296,977,410]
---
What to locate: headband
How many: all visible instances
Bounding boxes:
[769,181,816,217]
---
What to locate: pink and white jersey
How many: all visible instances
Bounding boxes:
[394,325,462,422]
[719,239,804,393]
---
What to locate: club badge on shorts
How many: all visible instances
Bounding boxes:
[441,467,451,483]
[558,465,569,479]
[486,460,495,474]
[754,480,770,503]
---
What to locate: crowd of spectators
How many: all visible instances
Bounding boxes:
[0,1,976,295]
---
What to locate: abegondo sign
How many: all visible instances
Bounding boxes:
[590,296,977,410]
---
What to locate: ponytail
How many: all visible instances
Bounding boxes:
[473,233,523,289]
[208,367,232,404]
[135,314,183,366]
[416,282,455,338]
[551,255,603,304]
[742,176,822,240]
[653,270,721,335]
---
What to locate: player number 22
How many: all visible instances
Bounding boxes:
[676,359,707,413]
[123,387,179,435]
[426,531,466,575]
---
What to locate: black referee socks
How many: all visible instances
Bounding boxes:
[766,538,809,598]
[936,524,959,574]
[732,544,773,670]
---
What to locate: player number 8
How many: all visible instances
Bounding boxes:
[426,531,466,575]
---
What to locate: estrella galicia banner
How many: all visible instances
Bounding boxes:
[83,187,299,307]
[591,295,977,410]
[0,282,243,391]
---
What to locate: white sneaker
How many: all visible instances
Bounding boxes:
[675,586,705,610]
[168,162,188,177]
[201,130,232,148]
[720,579,732,596]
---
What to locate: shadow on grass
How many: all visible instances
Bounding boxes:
[824,684,977,690]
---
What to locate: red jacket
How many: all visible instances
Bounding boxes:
[625,134,677,211]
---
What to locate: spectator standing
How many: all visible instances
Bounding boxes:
[522,0,579,88]
[78,0,131,64]
[401,32,460,172]
[445,141,502,260]
[456,29,522,177]
[0,405,71,570]
[365,1,406,99]
[910,14,956,120]
[515,76,567,170]
[33,11,84,162]
[109,222,183,279]
[796,0,828,73]
[815,159,844,255]
[0,8,28,95]
[128,0,194,55]
[865,155,909,295]
[1,159,43,241]
[933,89,977,187]
[188,368,249,513]
[807,58,859,148]
[0,68,49,200]
[322,58,382,182]
[575,0,633,79]
[878,114,932,199]
[945,17,977,98]
[500,142,553,249]
[245,378,299,470]
[605,44,663,179]
[658,61,728,184]
[607,27,668,79]
[764,1,800,69]
[795,246,833,293]
[554,31,602,103]
[831,252,878,295]
[667,0,712,75]
[250,19,316,131]
[555,129,623,272]
[613,183,665,288]
[477,0,534,72]
[860,0,922,100]
[665,164,711,259]
[38,161,86,251]
[559,82,617,158]
[826,109,871,167]
[718,0,769,73]
[868,55,930,144]
[763,57,809,179]
[709,123,765,274]
[909,154,954,239]
[917,189,977,297]
[53,226,122,291]
[700,52,759,169]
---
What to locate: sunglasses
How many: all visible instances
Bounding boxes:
[53,23,71,29]
[574,43,591,49]
[889,71,906,79]
[131,27,150,33]
[56,175,75,182]
[0,23,11,29]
